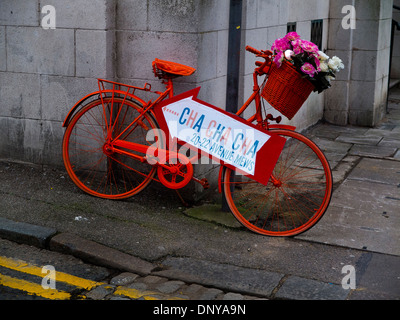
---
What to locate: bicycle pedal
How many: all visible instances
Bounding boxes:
[265,114,282,124]
[193,177,209,189]
[200,178,210,189]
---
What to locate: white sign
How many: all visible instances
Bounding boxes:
[161,96,270,176]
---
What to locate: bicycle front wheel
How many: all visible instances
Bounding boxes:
[63,97,160,199]
[222,129,332,237]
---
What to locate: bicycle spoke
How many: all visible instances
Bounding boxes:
[223,129,332,236]
[63,97,159,199]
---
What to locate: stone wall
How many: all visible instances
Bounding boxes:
[325,0,394,126]
[0,0,116,165]
[0,0,396,199]
[0,0,231,168]
[113,0,232,199]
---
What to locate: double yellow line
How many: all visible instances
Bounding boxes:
[0,256,99,299]
[0,256,173,300]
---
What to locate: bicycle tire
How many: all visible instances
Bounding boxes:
[62,97,160,199]
[222,129,332,237]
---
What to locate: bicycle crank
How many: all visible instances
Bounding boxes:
[108,139,193,189]
[157,152,193,189]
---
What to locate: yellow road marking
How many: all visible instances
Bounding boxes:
[0,273,71,300]
[0,256,101,290]
[0,256,185,300]
[113,286,167,300]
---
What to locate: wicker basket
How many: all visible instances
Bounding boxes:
[262,60,314,120]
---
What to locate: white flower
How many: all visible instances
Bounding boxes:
[284,50,294,60]
[328,56,344,72]
[318,51,329,61]
[325,75,335,83]
[320,62,329,72]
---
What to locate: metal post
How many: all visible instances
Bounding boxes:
[222,0,242,212]
[225,0,243,114]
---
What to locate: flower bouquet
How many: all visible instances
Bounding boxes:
[272,31,344,93]
[262,32,344,119]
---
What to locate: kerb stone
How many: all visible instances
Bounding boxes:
[49,233,156,276]
[0,217,56,248]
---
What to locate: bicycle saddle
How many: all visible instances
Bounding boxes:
[152,58,196,79]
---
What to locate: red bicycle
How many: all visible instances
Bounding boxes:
[62,46,333,237]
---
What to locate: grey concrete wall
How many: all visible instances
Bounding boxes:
[0,0,115,166]
[115,0,230,108]
[0,0,396,200]
[113,0,231,199]
[0,0,334,169]
[0,0,230,168]
[325,0,393,127]
[0,0,231,200]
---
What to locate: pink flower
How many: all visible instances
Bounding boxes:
[291,39,303,55]
[274,52,284,68]
[285,32,301,41]
[301,63,316,77]
[272,38,290,53]
[313,55,321,72]
[300,40,319,53]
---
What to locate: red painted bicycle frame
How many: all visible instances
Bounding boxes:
[151,88,287,186]
[63,51,289,188]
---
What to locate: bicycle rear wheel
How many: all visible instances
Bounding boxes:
[62,97,160,199]
[222,129,332,237]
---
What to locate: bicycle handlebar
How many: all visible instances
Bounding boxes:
[245,46,262,55]
[246,46,273,75]
[245,46,273,57]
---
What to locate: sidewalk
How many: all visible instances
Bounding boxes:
[0,87,399,300]
[300,86,400,257]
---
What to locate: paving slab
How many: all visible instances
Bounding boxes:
[347,158,400,185]
[335,134,383,146]
[311,137,353,154]
[378,138,400,149]
[365,128,400,137]
[310,124,369,137]
[299,179,400,256]
[275,276,349,300]
[349,144,397,158]
[352,253,400,299]
[155,257,284,297]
